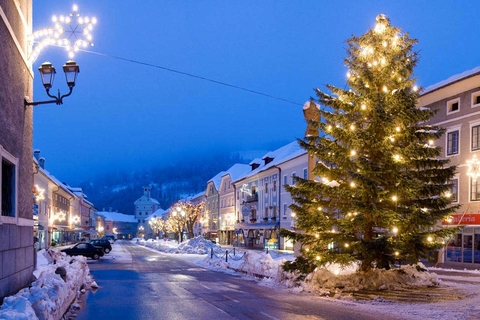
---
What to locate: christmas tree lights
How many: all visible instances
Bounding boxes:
[281,14,458,274]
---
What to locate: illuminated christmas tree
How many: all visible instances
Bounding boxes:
[282,15,458,273]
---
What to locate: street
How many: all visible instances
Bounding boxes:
[73,241,400,320]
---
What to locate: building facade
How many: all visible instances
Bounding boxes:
[420,67,480,265]
[205,172,223,242]
[134,186,160,237]
[218,164,250,245]
[233,141,307,250]
[0,0,35,300]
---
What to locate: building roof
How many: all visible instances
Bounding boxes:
[207,171,225,190]
[422,66,480,95]
[97,211,137,223]
[234,141,306,183]
[222,163,251,182]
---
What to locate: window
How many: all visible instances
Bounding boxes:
[283,204,287,215]
[447,98,460,114]
[473,125,480,151]
[471,178,480,201]
[291,173,297,184]
[472,91,480,107]
[303,168,308,179]
[265,182,268,194]
[273,206,277,218]
[1,153,17,218]
[449,179,458,202]
[447,130,459,155]
[284,175,288,185]
[273,180,277,193]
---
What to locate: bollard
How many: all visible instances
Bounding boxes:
[233,248,236,256]
[211,247,213,259]
[55,267,67,282]
[226,250,228,263]
[266,247,269,254]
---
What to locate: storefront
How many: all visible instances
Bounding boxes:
[442,214,480,264]
[233,222,279,249]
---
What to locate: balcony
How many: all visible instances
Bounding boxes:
[244,193,258,203]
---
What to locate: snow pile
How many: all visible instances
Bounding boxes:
[137,236,220,254]
[293,262,441,296]
[236,251,284,279]
[0,249,93,320]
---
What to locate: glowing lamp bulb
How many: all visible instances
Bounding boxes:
[392,227,398,234]
[427,236,433,242]
[392,195,398,202]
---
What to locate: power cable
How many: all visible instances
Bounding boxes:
[81,49,304,107]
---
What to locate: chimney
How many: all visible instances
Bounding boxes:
[39,157,45,169]
[34,149,40,160]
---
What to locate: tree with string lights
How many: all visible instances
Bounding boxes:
[281,14,459,274]
[149,216,165,239]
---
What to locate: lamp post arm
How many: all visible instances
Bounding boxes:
[25,86,74,107]
[59,86,74,103]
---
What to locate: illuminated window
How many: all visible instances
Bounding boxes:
[471,178,480,201]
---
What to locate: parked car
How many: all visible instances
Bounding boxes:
[89,239,112,253]
[61,243,105,260]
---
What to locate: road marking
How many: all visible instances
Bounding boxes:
[200,283,211,290]
[223,295,240,303]
[260,312,279,320]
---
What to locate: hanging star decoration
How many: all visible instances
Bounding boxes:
[29,4,97,63]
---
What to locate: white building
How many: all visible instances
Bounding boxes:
[233,141,307,250]
[134,186,160,237]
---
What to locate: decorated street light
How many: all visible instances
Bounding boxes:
[25,60,80,106]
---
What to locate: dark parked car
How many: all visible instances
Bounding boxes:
[61,243,105,260]
[89,239,112,253]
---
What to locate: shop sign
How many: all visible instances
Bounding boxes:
[442,213,480,225]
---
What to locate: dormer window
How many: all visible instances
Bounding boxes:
[264,156,274,165]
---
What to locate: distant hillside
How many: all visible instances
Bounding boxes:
[78,151,261,215]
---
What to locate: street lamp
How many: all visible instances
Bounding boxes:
[25,60,80,107]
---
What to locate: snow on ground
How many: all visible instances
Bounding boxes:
[2,237,480,320]
[140,236,480,320]
[0,249,95,320]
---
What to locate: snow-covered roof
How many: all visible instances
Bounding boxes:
[146,208,167,220]
[34,157,76,198]
[221,163,251,182]
[234,141,307,183]
[207,171,225,190]
[97,211,136,223]
[133,195,160,205]
[422,66,480,95]
[186,191,206,202]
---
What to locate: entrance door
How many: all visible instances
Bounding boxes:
[462,234,473,263]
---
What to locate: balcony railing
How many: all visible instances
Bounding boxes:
[244,193,258,203]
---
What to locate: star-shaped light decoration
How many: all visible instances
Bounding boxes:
[29,4,97,63]
[467,154,480,181]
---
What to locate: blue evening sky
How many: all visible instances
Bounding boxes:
[32,1,480,183]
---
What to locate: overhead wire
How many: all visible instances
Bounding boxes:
[80,49,304,107]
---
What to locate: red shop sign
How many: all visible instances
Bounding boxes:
[442,214,480,225]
